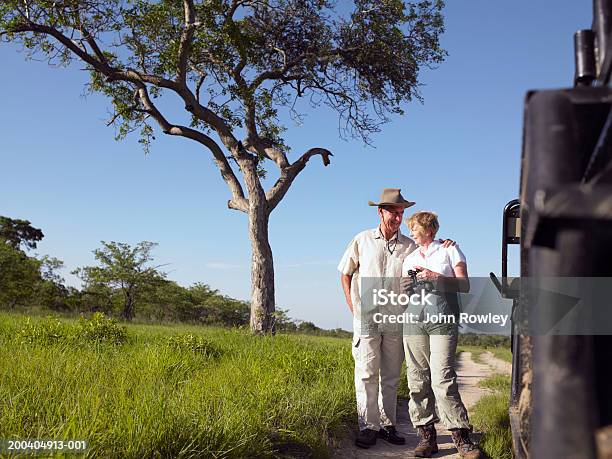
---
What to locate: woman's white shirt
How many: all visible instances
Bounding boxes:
[401,240,466,278]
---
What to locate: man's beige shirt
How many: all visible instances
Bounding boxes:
[338,227,416,334]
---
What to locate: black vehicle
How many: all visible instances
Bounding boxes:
[491,1,612,457]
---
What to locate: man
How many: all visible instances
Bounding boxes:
[338,188,416,449]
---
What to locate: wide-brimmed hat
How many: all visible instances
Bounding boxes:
[368,188,415,208]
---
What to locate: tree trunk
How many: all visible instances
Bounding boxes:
[122,289,135,321]
[248,201,275,333]
[243,162,276,333]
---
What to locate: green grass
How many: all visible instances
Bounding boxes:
[478,374,511,393]
[471,373,512,459]
[0,311,355,458]
[486,347,512,364]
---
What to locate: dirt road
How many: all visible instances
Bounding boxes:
[334,351,511,458]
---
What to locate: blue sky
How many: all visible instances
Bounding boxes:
[0,1,591,330]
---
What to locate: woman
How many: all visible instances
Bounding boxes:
[401,211,481,459]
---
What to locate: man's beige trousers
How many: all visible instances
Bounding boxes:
[352,334,404,430]
[403,324,471,429]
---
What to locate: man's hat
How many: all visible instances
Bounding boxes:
[368,188,415,208]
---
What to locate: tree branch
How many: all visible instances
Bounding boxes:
[243,137,289,169]
[71,2,108,67]
[266,147,333,212]
[134,84,249,213]
[82,28,107,65]
[177,0,196,87]
[9,20,106,70]
[109,67,247,160]
[106,105,145,126]
[9,19,253,166]
[195,74,206,103]
[249,47,358,91]
[21,0,31,21]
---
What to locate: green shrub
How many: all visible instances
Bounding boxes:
[15,316,69,345]
[76,312,127,345]
[166,333,222,358]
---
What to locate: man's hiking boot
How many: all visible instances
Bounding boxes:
[378,425,405,445]
[451,428,482,458]
[355,428,377,449]
[414,423,438,457]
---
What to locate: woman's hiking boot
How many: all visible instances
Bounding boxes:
[450,428,482,458]
[414,423,438,457]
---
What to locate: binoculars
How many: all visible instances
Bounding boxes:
[405,268,435,294]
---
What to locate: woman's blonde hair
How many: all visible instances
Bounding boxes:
[406,211,440,238]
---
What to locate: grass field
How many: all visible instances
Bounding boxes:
[0,312,354,458]
[0,311,516,458]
